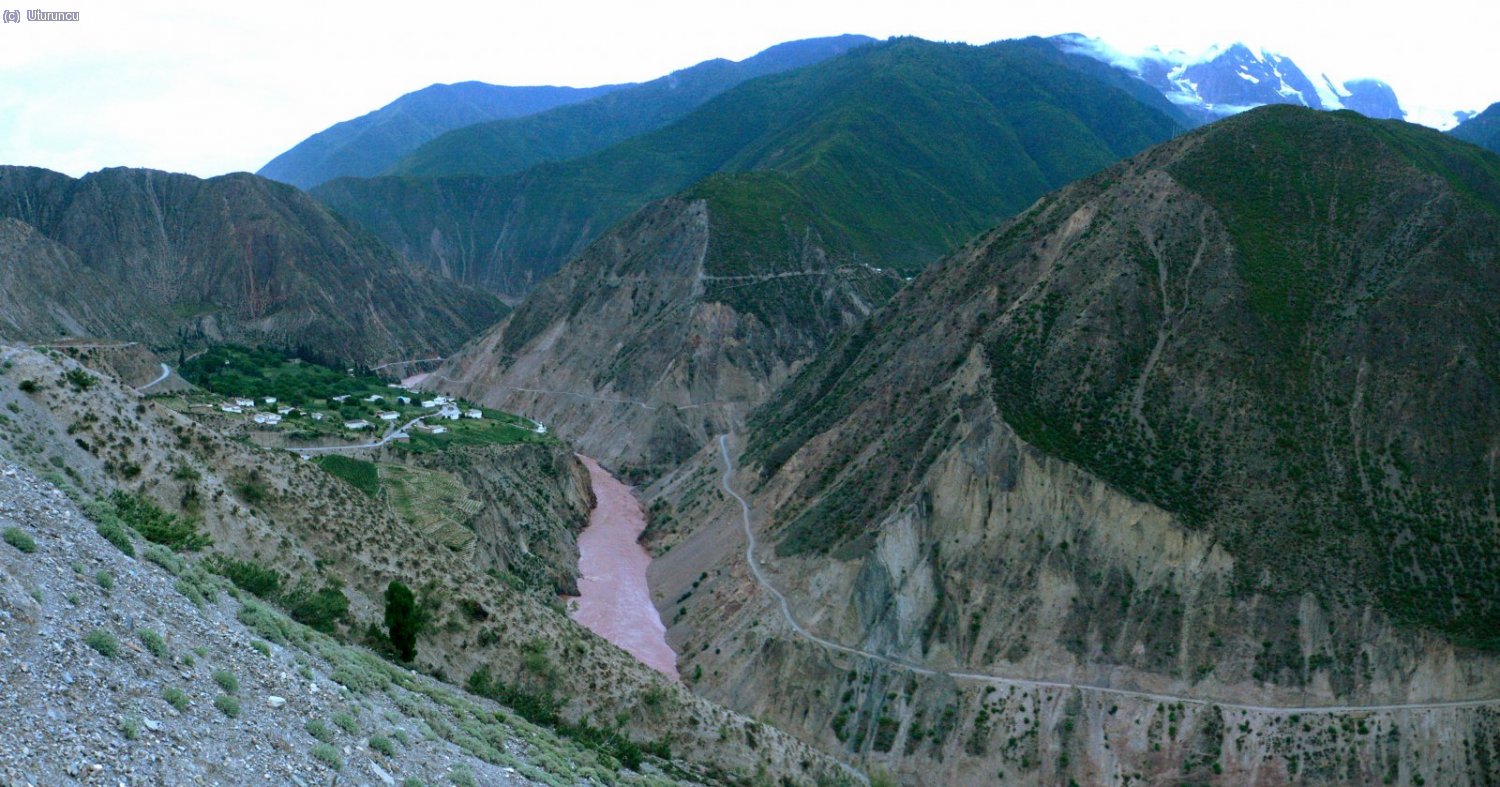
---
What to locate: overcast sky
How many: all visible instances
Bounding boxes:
[2,0,1496,178]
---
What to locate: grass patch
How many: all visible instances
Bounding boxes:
[313,455,380,497]
[369,735,396,757]
[212,669,239,694]
[213,694,241,718]
[138,629,167,659]
[162,686,190,712]
[333,711,359,735]
[2,527,36,553]
[84,629,119,658]
[305,718,335,743]
[311,742,343,771]
[109,490,208,551]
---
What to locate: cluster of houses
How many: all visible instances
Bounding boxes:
[216,386,487,435]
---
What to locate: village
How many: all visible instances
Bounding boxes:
[149,345,549,454]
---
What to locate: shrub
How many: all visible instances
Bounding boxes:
[209,556,281,598]
[213,694,240,718]
[96,520,134,557]
[285,580,349,633]
[110,491,208,551]
[138,629,167,659]
[384,580,421,662]
[162,686,190,711]
[85,629,119,658]
[251,640,271,657]
[18,379,38,393]
[64,368,97,390]
[333,711,359,735]
[96,571,113,591]
[305,718,334,743]
[311,743,342,771]
[448,765,475,787]
[119,715,141,741]
[212,669,239,694]
[2,527,36,554]
[369,735,396,757]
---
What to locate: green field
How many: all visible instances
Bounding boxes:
[313,455,379,497]
[378,464,477,553]
[396,408,554,454]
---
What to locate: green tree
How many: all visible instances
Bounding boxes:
[384,581,420,662]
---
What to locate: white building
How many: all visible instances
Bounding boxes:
[331,395,350,403]
[430,425,447,435]
[344,420,372,430]
[438,404,461,420]
[464,408,482,419]
[277,406,294,415]
[420,399,439,409]
[365,394,384,403]
[233,398,254,408]
[253,413,282,425]
[310,412,326,421]
[262,396,277,405]
[377,411,400,421]
[220,405,243,414]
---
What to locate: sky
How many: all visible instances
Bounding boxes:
[2,0,1496,178]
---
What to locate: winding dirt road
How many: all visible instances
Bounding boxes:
[715,435,1500,716]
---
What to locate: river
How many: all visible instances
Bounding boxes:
[568,455,678,679]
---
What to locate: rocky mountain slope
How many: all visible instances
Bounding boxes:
[0,344,857,785]
[314,36,1183,298]
[1055,35,1405,125]
[644,106,1500,784]
[0,166,503,363]
[0,458,628,785]
[390,35,874,179]
[1450,101,1500,153]
[258,81,629,190]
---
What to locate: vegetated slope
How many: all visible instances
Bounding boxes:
[314,36,1183,298]
[0,344,858,785]
[435,182,900,477]
[644,106,1500,784]
[1450,101,1500,153]
[391,35,874,178]
[257,81,628,190]
[0,166,503,363]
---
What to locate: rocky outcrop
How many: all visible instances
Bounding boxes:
[433,196,898,479]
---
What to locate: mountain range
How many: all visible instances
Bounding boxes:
[0,166,503,362]
[256,81,628,190]
[1054,34,1405,125]
[1450,101,1500,153]
[313,36,1184,299]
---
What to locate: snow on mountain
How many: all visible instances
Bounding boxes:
[1052,34,1405,126]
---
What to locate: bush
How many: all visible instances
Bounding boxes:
[209,556,281,598]
[85,629,119,658]
[138,629,167,659]
[212,669,239,694]
[162,686,190,711]
[384,581,421,662]
[213,694,240,718]
[64,368,97,390]
[285,580,349,633]
[2,527,36,554]
[305,718,334,743]
[311,743,342,771]
[96,520,135,557]
[96,571,113,591]
[369,735,396,757]
[251,640,271,657]
[119,715,141,741]
[110,491,208,551]
[333,711,359,735]
[18,379,38,393]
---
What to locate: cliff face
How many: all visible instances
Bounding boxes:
[434,196,897,478]
[646,107,1500,783]
[0,166,504,363]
